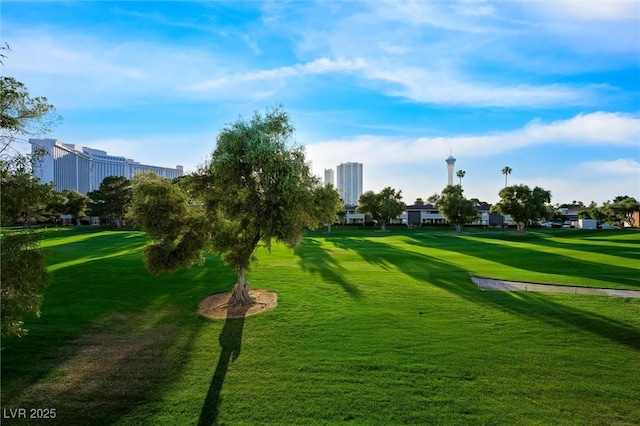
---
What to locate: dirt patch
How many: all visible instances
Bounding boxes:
[199,290,278,319]
[11,311,183,425]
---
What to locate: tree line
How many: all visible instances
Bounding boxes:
[355,183,638,233]
[1,172,134,229]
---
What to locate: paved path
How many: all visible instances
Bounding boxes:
[471,277,640,298]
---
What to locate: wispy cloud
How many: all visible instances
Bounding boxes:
[187,57,365,92]
[363,66,611,107]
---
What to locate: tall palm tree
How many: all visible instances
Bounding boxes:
[501,166,512,187]
[456,170,466,186]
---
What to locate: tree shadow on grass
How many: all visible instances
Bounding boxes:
[407,234,640,289]
[294,238,362,299]
[326,235,394,271]
[472,230,640,262]
[524,236,640,263]
[334,237,640,351]
[198,302,250,426]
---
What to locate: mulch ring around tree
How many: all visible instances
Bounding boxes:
[198,290,278,319]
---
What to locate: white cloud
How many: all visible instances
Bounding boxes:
[307,111,639,169]
[521,112,640,145]
[581,159,640,175]
[364,65,608,107]
[187,57,365,92]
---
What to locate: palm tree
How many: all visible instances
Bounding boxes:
[456,170,466,186]
[501,166,512,187]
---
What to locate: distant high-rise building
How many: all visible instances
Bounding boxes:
[324,168,335,186]
[337,162,363,205]
[30,138,183,194]
[446,154,456,186]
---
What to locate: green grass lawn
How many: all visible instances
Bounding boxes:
[1,226,639,425]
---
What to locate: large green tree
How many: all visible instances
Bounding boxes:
[428,185,478,233]
[491,184,552,232]
[310,183,342,233]
[88,176,132,227]
[602,196,640,227]
[44,190,68,225]
[357,187,406,231]
[129,107,327,305]
[63,189,90,225]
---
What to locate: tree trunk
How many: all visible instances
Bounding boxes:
[76,218,81,226]
[327,223,332,233]
[228,268,255,306]
[455,224,462,233]
[517,222,525,232]
[381,222,386,231]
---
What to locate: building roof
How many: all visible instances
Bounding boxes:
[405,204,438,210]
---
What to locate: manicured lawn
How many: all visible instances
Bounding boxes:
[1,226,639,425]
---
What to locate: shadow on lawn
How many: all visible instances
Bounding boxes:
[468,230,640,263]
[330,236,640,351]
[44,231,147,271]
[294,238,362,298]
[407,234,640,289]
[198,302,250,426]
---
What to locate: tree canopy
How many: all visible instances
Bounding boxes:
[62,189,90,224]
[0,149,54,228]
[1,76,60,153]
[309,183,342,233]
[88,176,132,227]
[357,187,406,231]
[1,231,49,337]
[491,184,552,232]
[129,107,329,305]
[602,196,639,227]
[428,185,478,233]
[501,166,512,188]
[0,67,56,336]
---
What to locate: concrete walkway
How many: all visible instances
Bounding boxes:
[471,276,640,298]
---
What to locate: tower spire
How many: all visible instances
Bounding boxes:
[445,151,456,186]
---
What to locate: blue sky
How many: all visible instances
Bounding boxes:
[3,0,639,204]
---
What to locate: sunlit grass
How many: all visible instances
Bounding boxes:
[1,226,639,425]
